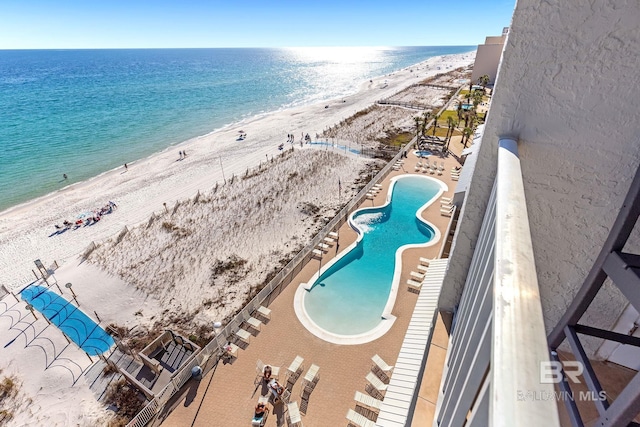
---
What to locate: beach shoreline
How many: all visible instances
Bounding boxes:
[0,51,475,290]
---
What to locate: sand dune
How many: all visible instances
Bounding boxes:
[89,149,379,325]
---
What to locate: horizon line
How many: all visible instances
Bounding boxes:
[0,44,478,51]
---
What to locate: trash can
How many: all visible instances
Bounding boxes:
[191,366,203,380]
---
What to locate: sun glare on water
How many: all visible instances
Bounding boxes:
[284,46,392,64]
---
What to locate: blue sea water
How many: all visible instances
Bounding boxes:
[0,46,473,212]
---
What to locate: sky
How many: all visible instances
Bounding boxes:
[0,0,516,49]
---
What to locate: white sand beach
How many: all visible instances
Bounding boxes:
[0,51,474,426]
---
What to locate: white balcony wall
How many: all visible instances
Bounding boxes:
[441,0,640,356]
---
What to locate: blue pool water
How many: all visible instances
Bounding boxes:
[21,285,114,355]
[303,175,440,335]
[415,150,433,157]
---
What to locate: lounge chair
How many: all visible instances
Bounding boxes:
[234,328,251,344]
[417,264,429,272]
[451,174,459,181]
[407,279,423,291]
[286,401,303,427]
[312,249,323,258]
[346,408,376,427]
[419,256,432,266]
[252,407,269,426]
[256,305,271,321]
[286,355,304,385]
[410,271,425,280]
[366,371,388,394]
[304,364,320,382]
[301,364,320,394]
[246,316,262,333]
[354,391,383,412]
[441,208,454,217]
[372,354,394,374]
[328,231,339,239]
[441,205,454,215]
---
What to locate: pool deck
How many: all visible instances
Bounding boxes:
[158,147,462,427]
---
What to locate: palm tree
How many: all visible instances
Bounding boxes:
[478,74,490,91]
[432,114,440,137]
[421,111,431,137]
[446,116,455,143]
[455,100,463,121]
[450,119,459,151]
[472,89,484,110]
[462,127,473,148]
[414,116,421,142]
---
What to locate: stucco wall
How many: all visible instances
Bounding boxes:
[442,0,640,356]
[470,44,504,84]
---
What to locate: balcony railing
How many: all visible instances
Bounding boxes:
[433,139,560,426]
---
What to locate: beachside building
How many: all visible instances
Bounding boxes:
[390,1,640,426]
[469,27,508,85]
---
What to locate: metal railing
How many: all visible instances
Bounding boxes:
[125,139,415,427]
[434,139,560,426]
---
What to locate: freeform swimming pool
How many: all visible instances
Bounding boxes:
[414,150,433,157]
[295,175,446,343]
[21,285,114,355]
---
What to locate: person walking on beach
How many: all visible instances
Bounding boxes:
[183,149,187,157]
[124,163,128,171]
[179,150,183,159]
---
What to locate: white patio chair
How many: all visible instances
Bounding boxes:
[346,408,376,427]
[286,355,304,385]
[410,271,425,280]
[354,391,383,412]
[286,401,303,427]
[365,371,388,394]
[407,279,423,292]
[256,305,271,321]
[234,328,251,344]
[371,354,394,373]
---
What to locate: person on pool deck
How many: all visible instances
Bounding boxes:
[254,402,267,417]
[263,365,272,382]
[268,379,284,402]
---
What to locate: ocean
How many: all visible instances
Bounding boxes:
[0,46,473,212]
